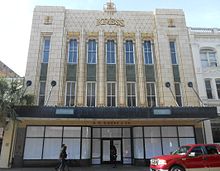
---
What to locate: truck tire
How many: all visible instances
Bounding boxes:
[170,165,185,171]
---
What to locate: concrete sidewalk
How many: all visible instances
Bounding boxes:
[0,165,149,171]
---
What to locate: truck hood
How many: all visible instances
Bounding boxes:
[153,154,186,161]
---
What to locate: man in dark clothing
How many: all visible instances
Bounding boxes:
[55,144,67,171]
[110,145,117,168]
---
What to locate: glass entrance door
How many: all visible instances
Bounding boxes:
[101,138,122,164]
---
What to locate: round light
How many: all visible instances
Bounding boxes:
[165,82,170,88]
[51,80,56,87]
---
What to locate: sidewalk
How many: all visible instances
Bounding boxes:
[0,165,149,171]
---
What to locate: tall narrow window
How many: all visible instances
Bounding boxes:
[39,81,46,106]
[107,82,116,106]
[216,80,220,99]
[205,79,213,99]
[87,82,96,106]
[106,40,116,64]
[174,83,182,106]
[87,40,97,64]
[146,82,156,107]
[65,82,76,106]
[143,41,153,64]
[68,39,78,63]
[125,40,135,64]
[169,41,178,65]
[42,37,50,63]
[200,49,217,68]
[127,82,136,107]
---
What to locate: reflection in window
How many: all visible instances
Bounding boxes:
[65,82,76,106]
[216,79,220,99]
[38,81,46,106]
[87,82,96,106]
[169,41,178,65]
[145,138,162,158]
[143,41,153,64]
[68,39,78,63]
[106,40,116,64]
[42,37,50,63]
[125,40,135,64]
[107,82,116,106]
[146,82,156,107]
[127,82,136,107]
[87,40,97,64]
[205,79,213,99]
[200,49,217,68]
[174,82,182,106]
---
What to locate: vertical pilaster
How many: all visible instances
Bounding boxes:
[76,29,86,106]
[117,30,126,106]
[136,32,146,106]
[97,31,105,106]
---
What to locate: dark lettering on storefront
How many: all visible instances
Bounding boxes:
[92,121,131,125]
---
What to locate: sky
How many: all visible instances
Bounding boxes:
[1,0,220,77]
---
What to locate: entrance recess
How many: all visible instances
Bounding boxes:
[101,138,122,164]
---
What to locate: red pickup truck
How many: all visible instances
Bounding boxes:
[150,144,220,171]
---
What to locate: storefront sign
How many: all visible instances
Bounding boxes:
[153,108,171,115]
[96,18,125,27]
[55,108,74,115]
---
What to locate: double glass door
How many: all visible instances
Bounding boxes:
[101,138,122,164]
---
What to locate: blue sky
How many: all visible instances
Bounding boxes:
[1,0,220,76]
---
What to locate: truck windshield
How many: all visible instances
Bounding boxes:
[172,146,191,155]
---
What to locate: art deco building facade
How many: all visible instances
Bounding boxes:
[0,3,218,168]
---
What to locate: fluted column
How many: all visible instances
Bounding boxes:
[97,31,105,106]
[117,30,126,106]
[136,32,146,106]
[76,29,86,106]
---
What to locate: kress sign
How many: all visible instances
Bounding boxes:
[96,18,125,27]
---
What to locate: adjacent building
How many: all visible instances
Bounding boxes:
[189,27,220,143]
[0,2,218,168]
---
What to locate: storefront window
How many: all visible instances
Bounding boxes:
[63,127,81,137]
[133,127,143,137]
[133,139,144,158]
[63,139,80,159]
[145,138,162,158]
[81,139,91,159]
[23,138,43,159]
[144,127,160,137]
[161,126,177,137]
[162,138,179,155]
[43,138,61,159]
[82,127,91,138]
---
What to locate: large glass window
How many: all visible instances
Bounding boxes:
[174,82,182,106]
[65,82,76,106]
[169,41,178,65]
[143,40,153,64]
[42,37,50,63]
[87,82,96,106]
[106,40,116,64]
[146,82,156,107]
[23,126,89,160]
[87,39,97,64]
[127,82,136,107]
[68,39,78,63]
[200,49,217,68]
[205,79,213,99]
[107,82,116,106]
[38,81,46,106]
[215,79,220,99]
[125,40,135,64]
